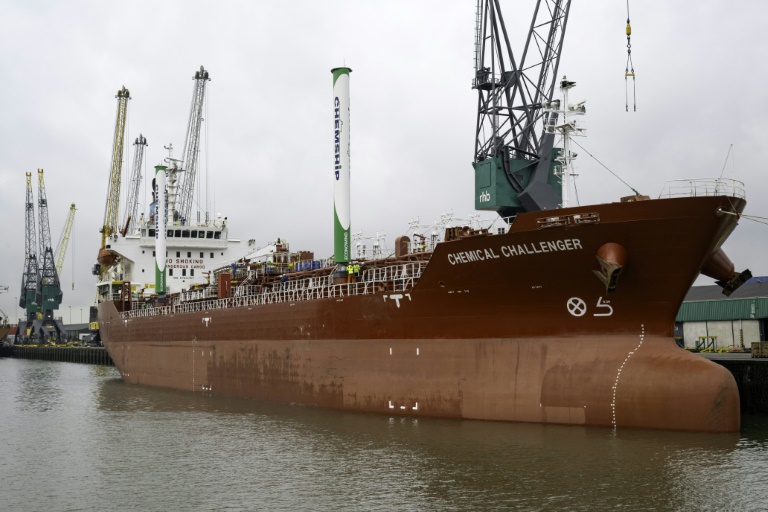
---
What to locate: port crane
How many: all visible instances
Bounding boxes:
[472,0,572,217]
[0,285,9,329]
[18,171,67,342]
[98,86,130,267]
[120,134,148,236]
[19,171,40,335]
[175,66,210,225]
[55,203,77,288]
[33,169,66,341]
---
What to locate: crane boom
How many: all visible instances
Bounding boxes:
[101,86,130,248]
[121,134,148,236]
[176,66,210,223]
[55,203,76,275]
[472,0,571,217]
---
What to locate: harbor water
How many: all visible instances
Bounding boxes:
[2,358,768,512]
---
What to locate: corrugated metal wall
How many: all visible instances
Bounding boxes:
[676,297,768,322]
[681,320,760,349]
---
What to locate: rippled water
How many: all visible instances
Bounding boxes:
[1,358,767,511]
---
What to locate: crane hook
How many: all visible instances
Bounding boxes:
[625,1,636,112]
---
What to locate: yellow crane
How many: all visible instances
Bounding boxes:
[55,203,76,289]
[99,86,130,254]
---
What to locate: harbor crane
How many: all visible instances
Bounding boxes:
[19,172,40,333]
[0,286,9,329]
[98,86,130,267]
[120,134,148,236]
[472,0,571,218]
[55,203,77,288]
[33,169,66,342]
[175,66,210,225]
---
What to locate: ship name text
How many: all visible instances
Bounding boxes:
[447,238,583,265]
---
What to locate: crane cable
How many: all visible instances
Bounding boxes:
[625,0,636,111]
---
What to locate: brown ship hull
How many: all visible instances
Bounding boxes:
[99,196,746,431]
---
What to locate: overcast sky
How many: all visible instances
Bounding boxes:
[1,0,765,322]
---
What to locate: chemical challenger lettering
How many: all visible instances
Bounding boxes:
[447,238,583,265]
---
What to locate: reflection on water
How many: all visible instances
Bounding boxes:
[14,363,64,413]
[2,358,768,512]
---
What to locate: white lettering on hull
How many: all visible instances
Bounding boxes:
[383,293,412,308]
[566,296,615,317]
[448,238,583,265]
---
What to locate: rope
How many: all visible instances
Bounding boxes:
[741,214,768,226]
[569,138,641,196]
[716,210,768,227]
[719,144,734,180]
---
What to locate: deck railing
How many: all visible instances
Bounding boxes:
[120,260,429,320]
[659,178,746,200]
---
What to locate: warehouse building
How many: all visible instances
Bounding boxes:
[676,277,768,350]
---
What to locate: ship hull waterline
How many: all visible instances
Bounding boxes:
[99,195,746,432]
[100,319,738,432]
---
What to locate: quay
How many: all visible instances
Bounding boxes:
[0,345,114,366]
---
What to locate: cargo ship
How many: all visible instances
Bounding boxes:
[99,179,752,432]
[98,3,752,431]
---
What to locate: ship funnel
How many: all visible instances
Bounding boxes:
[331,66,352,266]
[701,248,751,296]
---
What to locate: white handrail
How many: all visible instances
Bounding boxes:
[658,178,746,200]
[120,260,429,320]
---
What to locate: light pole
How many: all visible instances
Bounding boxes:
[69,305,72,324]
[80,308,83,323]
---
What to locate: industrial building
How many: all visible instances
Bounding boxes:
[676,277,768,350]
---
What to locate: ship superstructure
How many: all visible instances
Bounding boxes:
[94,68,253,318]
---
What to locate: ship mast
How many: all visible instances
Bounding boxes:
[545,77,585,208]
